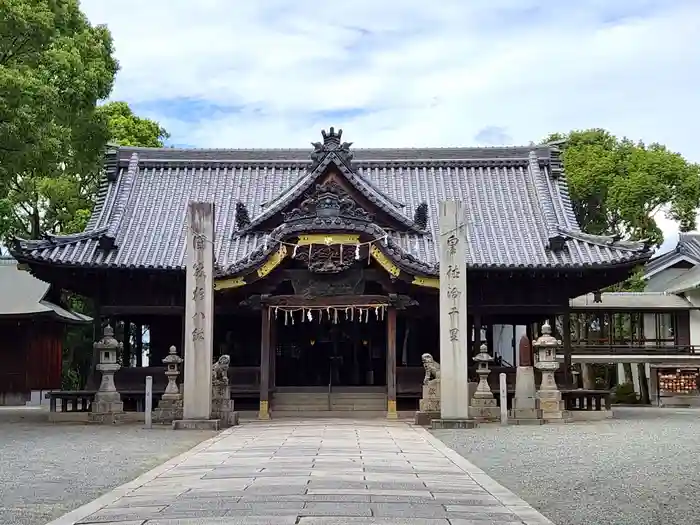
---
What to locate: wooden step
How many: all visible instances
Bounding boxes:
[273,391,387,412]
[272,410,388,419]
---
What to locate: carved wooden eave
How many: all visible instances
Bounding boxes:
[214,177,439,292]
[214,226,440,292]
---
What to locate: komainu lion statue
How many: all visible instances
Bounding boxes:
[421,353,441,385]
[212,354,231,387]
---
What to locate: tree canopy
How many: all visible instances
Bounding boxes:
[545,129,700,246]
[0,1,168,242]
[98,101,169,148]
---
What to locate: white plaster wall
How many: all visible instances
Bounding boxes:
[685,290,700,348]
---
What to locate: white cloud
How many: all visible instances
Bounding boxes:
[80,0,700,244]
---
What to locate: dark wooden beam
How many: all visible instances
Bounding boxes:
[263,295,391,307]
[102,305,185,315]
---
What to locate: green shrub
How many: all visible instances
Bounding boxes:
[61,368,81,391]
[613,382,639,404]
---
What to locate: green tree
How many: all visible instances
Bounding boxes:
[545,129,700,246]
[1,101,169,240]
[0,0,118,239]
[98,101,169,148]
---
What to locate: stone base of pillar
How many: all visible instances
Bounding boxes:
[508,396,544,424]
[537,390,573,423]
[431,418,478,430]
[415,380,441,426]
[508,409,545,425]
[469,395,500,422]
[212,398,239,427]
[154,395,183,424]
[414,410,441,426]
[172,419,221,430]
[386,400,398,420]
[88,398,125,425]
[258,400,270,420]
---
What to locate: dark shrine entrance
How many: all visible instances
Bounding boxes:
[274,307,387,388]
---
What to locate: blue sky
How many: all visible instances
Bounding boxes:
[81,0,700,252]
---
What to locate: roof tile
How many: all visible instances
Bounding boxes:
[12,140,651,272]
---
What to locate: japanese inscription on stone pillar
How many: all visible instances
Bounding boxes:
[183,201,215,420]
[438,200,470,419]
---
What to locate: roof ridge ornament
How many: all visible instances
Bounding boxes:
[310,127,353,169]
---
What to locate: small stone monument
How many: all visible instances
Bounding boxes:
[469,343,500,422]
[154,345,183,424]
[509,335,543,425]
[88,325,125,424]
[210,355,239,427]
[415,353,441,426]
[534,321,572,422]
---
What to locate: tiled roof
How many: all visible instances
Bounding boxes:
[644,232,700,276]
[663,265,700,294]
[570,292,692,310]
[11,134,651,274]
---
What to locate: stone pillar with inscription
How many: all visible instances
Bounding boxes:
[431,200,477,430]
[173,201,219,431]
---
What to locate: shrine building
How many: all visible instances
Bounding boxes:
[10,128,652,417]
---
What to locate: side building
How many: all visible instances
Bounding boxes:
[10,129,651,416]
[0,256,91,405]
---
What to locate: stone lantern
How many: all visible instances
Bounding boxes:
[163,345,183,397]
[469,342,500,421]
[154,345,184,424]
[89,325,125,424]
[533,320,570,421]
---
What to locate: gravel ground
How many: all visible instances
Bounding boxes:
[0,407,217,525]
[434,407,700,525]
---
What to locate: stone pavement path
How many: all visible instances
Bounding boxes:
[48,419,554,525]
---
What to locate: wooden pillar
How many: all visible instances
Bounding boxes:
[562,311,572,386]
[135,323,143,367]
[86,297,102,389]
[259,306,271,420]
[270,314,277,391]
[386,306,397,419]
[92,298,102,341]
[473,314,482,354]
[122,318,132,367]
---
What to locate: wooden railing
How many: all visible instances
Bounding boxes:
[569,344,700,356]
[46,365,262,413]
[491,389,611,412]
